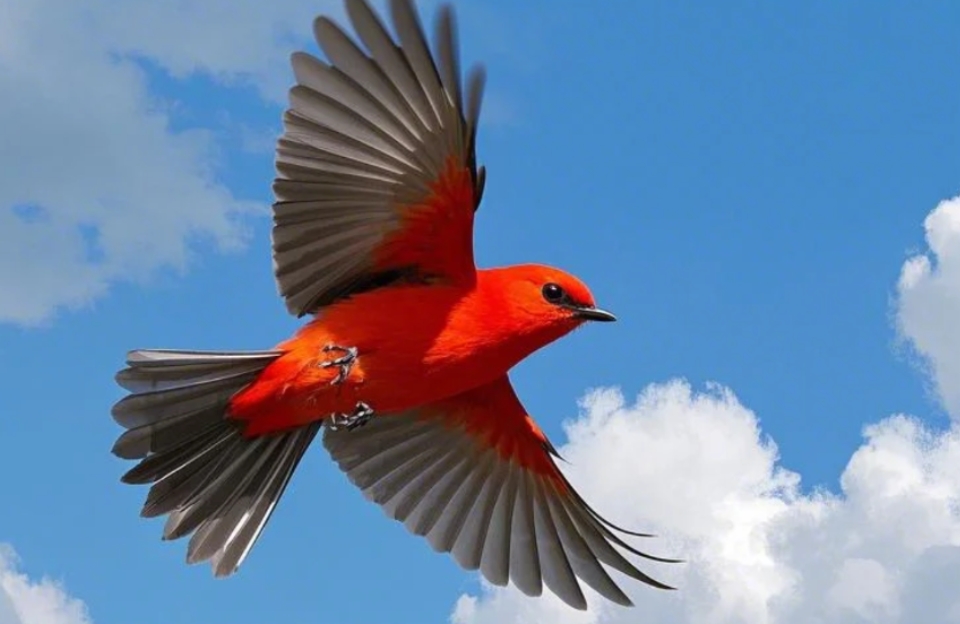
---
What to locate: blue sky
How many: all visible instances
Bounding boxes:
[1,2,959,623]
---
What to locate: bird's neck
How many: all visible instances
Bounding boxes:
[442,269,572,373]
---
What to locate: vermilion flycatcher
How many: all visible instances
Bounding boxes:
[111,0,677,610]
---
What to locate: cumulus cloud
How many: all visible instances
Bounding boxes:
[0,545,92,624]
[0,0,514,325]
[896,195,960,418]
[452,383,960,624]
[0,0,328,324]
[453,194,960,624]
[7,0,958,617]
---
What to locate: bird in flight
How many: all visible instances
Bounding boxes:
[110,0,677,610]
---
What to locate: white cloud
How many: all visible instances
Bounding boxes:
[453,383,960,624]
[896,195,960,418]
[0,545,92,624]
[0,0,325,325]
[453,194,960,624]
[0,0,518,325]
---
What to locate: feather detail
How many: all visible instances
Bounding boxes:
[111,349,319,577]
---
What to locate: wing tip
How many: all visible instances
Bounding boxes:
[312,14,345,51]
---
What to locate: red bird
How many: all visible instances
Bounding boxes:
[111,0,676,610]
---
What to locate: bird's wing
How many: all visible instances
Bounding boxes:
[323,375,678,610]
[272,0,486,317]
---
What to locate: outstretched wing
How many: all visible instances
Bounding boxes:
[273,0,486,317]
[323,375,679,610]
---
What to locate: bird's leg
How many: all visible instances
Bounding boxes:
[319,344,358,385]
[328,402,374,431]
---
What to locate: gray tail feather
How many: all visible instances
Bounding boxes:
[111,349,321,577]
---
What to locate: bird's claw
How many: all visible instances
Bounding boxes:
[328,402,374,431]
[319,344,358,385]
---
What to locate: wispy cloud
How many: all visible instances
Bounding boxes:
[0,545,92,624]
[0,0,319,324]
[0,0,364,326]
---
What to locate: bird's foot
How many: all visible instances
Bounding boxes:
[328,402,374,431]
[319,344,358,385]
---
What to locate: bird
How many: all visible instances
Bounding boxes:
[109,0,678,610]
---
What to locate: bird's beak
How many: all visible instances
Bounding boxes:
[571,305,617,322]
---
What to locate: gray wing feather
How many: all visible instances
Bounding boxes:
[383,435,470,522]
[561,499,676,590]
[451,456,509,571]
[480,463,517,587]
[434,6,462,125]
[323,410,676,610]
[273,0,485,317]
[390,0,448,131]
[402,441,479,537]
[531,478,586,609]
[426,449,496,554]
[312,17,422,141]
[509,470,543,596]
[347,0,437,135]
[544,490,632,606]
[291,52,424,153]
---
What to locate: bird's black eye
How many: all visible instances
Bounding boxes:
[542,282,566,303]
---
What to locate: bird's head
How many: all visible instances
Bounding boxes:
[483,264,616,345]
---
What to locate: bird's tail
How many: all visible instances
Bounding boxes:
[110,349,320,577]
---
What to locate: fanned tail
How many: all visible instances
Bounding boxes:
[111,349,320,577]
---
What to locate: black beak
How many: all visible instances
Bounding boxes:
[571,306,617,322]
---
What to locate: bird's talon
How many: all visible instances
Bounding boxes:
[319,344,358,385]
[328,402,374,431]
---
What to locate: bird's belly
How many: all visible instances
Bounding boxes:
[231,313,515,435]
[355,342,505,413]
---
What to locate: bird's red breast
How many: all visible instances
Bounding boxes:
[228,267,581,437]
